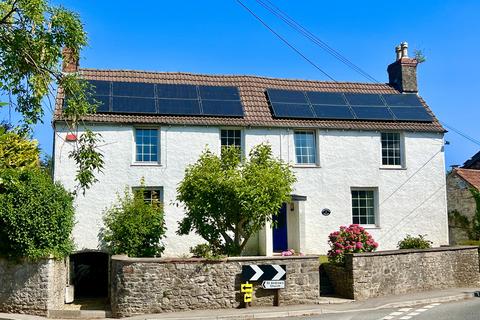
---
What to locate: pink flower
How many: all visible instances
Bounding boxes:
[355,242,363,249]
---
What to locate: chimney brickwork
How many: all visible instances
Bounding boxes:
[62,47,79,73]
[387,42,418,93]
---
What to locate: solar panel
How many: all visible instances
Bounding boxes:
[201,100,244,117]
[157,84,198,99]
[383,94,423,107]
[91,95,110,113]
[352,106,394,120]
[158,99,201,115]
[112,97,156,114]
[112,82,154,98]
[271,103,314,118]
[88,80,111,96]
[267,89,307,104]
[345,93,385,106]
[390,107,433,122]
[199,86,240,100]
[307,92,346,105]
[312,105,355,119]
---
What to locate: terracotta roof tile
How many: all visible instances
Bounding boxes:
[455,168,480,189]
[54,68,445,132]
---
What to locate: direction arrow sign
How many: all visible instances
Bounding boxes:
[242,265,287,282]
[262,280,285,289]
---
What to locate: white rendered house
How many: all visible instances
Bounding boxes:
[54,44,448,257]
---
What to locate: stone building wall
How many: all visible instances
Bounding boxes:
[447,173,477,244]
[110,255,320,317]
[0,257,67,316]
[325,246,480,300]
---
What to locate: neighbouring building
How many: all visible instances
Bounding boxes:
[54,42,448,264]
[447,151,480,244]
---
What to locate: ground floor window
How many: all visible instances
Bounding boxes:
[351,189,376,225]
[132,187,164,205]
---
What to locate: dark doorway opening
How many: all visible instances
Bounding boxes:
[273,203,288,252]
[70,251,109,299]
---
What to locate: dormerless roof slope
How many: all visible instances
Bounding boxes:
[54,68,444,133]
[454,168,480,190]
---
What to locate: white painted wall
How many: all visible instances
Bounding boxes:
[54,123,448,256]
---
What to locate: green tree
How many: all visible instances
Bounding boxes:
[0,0,103,192]
[102,187,166,257]
[0,129,40,169]
[0,168,75,259]
[471,188,480,240]
[177,144,296,256]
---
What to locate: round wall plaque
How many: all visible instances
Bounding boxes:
[321,208,331,216]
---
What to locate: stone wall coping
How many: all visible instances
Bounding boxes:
[111,254,320,264]
[348,245,479,257]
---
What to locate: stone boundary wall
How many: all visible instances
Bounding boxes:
[0,257,67,316]
[325,246,480,300]
[110,255,320,317]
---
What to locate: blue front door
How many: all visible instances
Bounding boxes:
[273,203,288,252]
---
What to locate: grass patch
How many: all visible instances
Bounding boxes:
[458,240,480,246]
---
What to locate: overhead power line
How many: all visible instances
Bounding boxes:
[441,121,480,147]
[235,0,336,81]
[254,0,380,83]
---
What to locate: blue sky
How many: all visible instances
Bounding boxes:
[3,0,480,167]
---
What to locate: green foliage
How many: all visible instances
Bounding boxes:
[0,169,75,259]
[0,0,103,192]
[397,234,432,249]
[177,144,296,256]
[189,243,225,260]
[102,187,166,257]
[458,239,480,247]
[470,188,480,240]
[0,129,39,169]
[414,49,426,63]
[68,130,104,195]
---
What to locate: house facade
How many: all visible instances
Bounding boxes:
[447,152,480,244]
[54,43,448,257]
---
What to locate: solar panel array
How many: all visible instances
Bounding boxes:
[87,80,244,117]
[266,89,433,122]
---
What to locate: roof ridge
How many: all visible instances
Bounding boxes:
[78,68,393,88]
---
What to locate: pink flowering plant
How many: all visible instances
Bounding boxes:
[327,224,378,264]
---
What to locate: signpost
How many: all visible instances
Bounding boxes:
[241,264,287,307]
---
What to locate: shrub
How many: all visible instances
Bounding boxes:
[0,130,39,170]
[0,169,75,259]
[327,224,378,264]
[102,187,166,257]
[189,243,224,260]
[397,234,432,249]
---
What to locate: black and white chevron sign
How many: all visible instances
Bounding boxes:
[242,264,286,282]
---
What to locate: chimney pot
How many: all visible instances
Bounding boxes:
[62,47,79,73]
[400,42,409,58]
[395,45,402,61]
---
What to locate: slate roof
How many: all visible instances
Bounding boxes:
[454,168,480,190]
[462,151,480,169]
[54,68,445,133]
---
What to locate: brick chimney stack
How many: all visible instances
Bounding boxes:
[387,42,418,93]
[62,47,79,73]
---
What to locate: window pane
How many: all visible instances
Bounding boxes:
[381,132,401,166]
[220,129,242,149]
[351,189,376,225]
[294,131,316,164]
[135,129,159,162]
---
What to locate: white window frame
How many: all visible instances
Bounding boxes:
[132,127,161,166]
[293,129,319,167]
[219,128,244,157]
[380,132,405,169]
[350,187,379,228]
[132,186,164,204]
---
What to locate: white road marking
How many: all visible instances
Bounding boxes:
[416,308,428,312]
[399,316,412,320]
[389,311,404,316]
[399,308,412,312]
[424,305,435,309]
[407,312,420,316]
[381,316,394,320]
[431,303,441,306]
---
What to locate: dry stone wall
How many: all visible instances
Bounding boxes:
[325,246,480,300]
[0,257,67,316]
[110,255,320,317]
